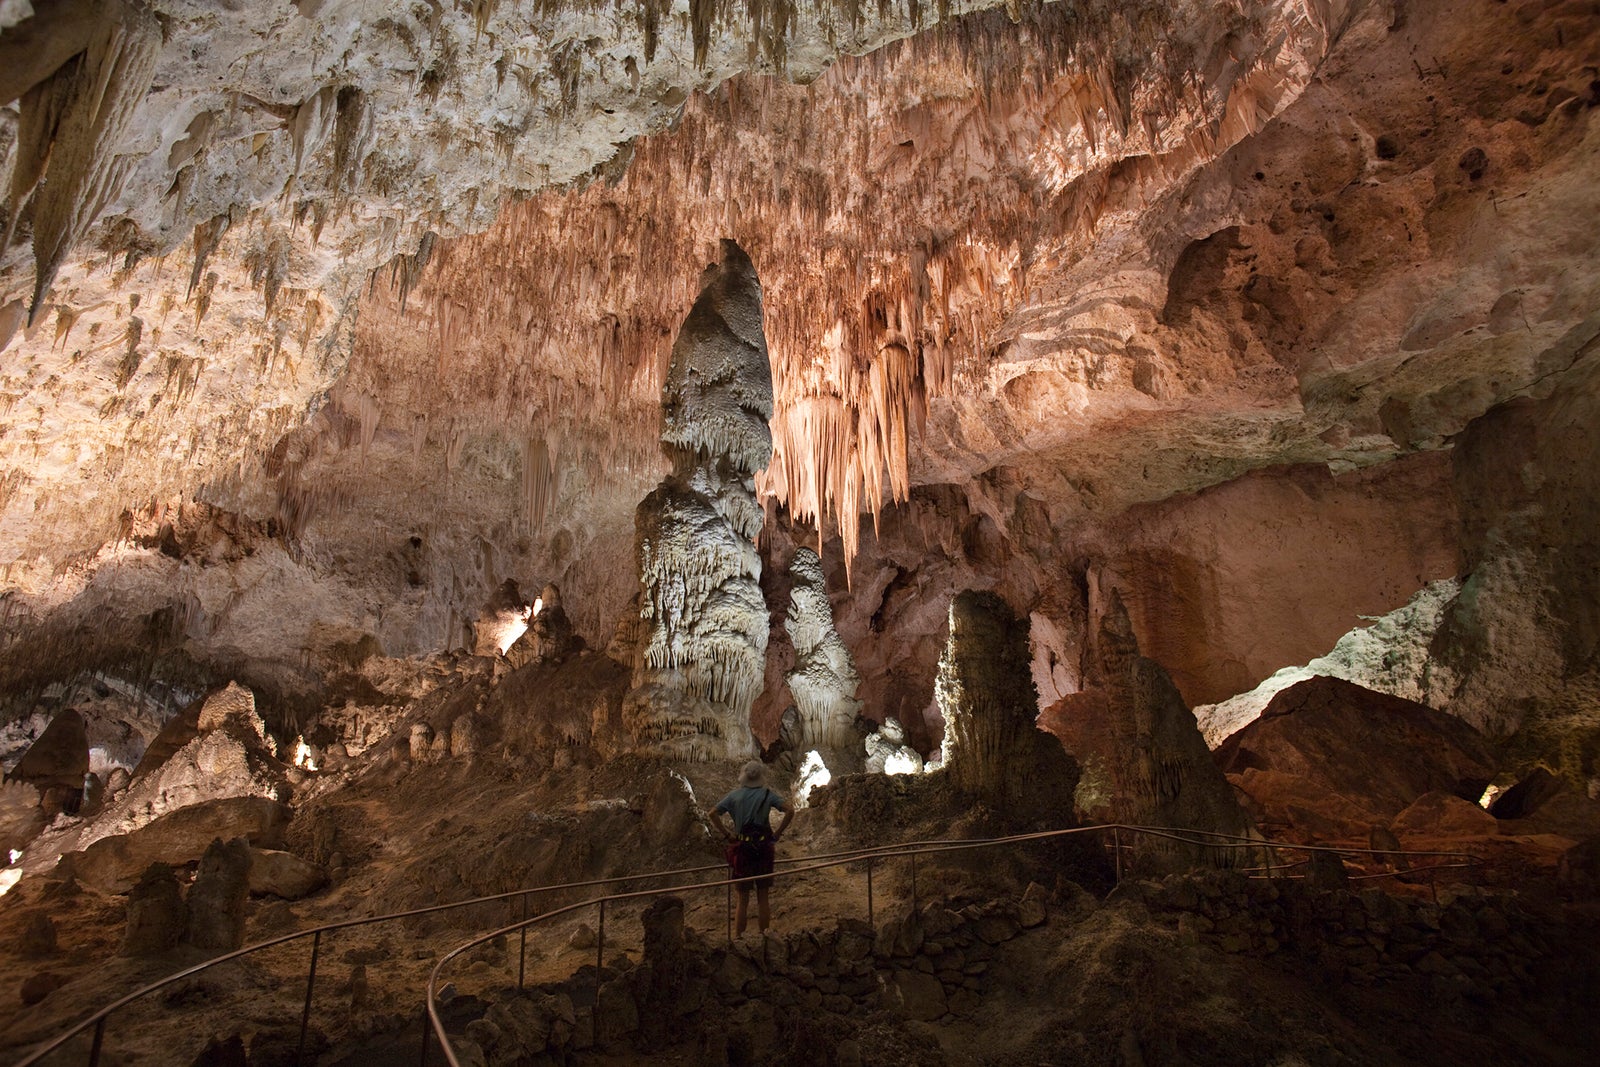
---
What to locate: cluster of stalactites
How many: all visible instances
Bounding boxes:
[3,0,161,325]
[784,547,864,762]
[379,1,1337,579]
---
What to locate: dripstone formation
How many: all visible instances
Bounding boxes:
[783,547,865,774]
[623,241,774,761]
[936,590,1078,823]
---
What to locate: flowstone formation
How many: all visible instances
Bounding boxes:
[935,590,1077,824]
[782,547,864,775]
[622,241,773,761]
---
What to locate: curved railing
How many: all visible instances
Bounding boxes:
[421,824,1482,1066]
[9,834,1039,1067]
[11,823,1479,1066]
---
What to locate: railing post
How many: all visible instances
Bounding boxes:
[593,898,606,1047]
[725,877,732,944]
[866,857,875,927]
[517,892,529,992]
[417,1001,431,1067]
[295,929,322,1067]
[87,1017,106,1067]
[1112,827,1122,882]
[910,852,919,912]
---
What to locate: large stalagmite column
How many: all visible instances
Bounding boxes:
[936,590,1079,822]
[622,241,773,761]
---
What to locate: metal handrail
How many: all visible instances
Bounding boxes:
[12,821,1480,1066]
[9,829,1051,1067]
[422,823,1483,1066]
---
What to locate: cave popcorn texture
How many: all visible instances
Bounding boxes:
[624,241,773,761]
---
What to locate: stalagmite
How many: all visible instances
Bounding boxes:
[783,547,864,774]
[1043,587,1254,866]
[935,590,1078,822]
[622,240,773,762]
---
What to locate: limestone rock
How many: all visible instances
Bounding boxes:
[195,683,268,746]
[38,716,289,878]
[131,701,201,779]
[936,590,1079,823]
[1390,792,1500,839]
[15,910,57,958]
[8,708,88,814]
[863,716,923,776]
[247,848,327,900]
[70,796,289,894]
[783,548,864,773]
[879,969,946,1021]
[505,584,583,668]
[1215,677,1497,837]
[184,837,252,952]
[1044,589,1251,859]
[121,862,186,957]
[1489,768,1566,821]
[625,242,772,762]
[0,778,45,857]
[19,970,66,1006]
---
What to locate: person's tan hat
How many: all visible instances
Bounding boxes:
[739,760,767,788]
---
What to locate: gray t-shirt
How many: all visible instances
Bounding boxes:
[715,786,787,835]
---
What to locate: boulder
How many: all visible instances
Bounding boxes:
[185,837,252,952]
[1390,791,1499,838]
[9,708,88,814]
[122,863,186,956]
[247,848,327,900]
[879,969,946,1021]
[1215,677,1496,837]
[132,702,201,779]
[70,797,289,894]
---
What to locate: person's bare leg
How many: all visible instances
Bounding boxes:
[756,885,771,932]
[735,887,751,935]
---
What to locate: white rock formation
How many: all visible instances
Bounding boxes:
[623,240,773,761]
[784,547,863,772]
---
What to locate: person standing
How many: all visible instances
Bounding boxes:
[712,761,793,936]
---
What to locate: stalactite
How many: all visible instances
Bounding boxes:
[19,0,162,324]
[352,0,1315,577]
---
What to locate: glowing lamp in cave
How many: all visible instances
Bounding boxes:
[293,739,318,772]
[531,596,544,617]
[795,750,832,807]
[883,751,920,776]
[7,849,19,864]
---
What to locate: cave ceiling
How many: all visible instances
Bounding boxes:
[0,0,1597,712]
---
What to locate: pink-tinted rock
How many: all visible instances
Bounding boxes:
[1390,791,1499,839]
[1214,677,1496,837]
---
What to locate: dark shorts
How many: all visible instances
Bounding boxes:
[727,838,776,889]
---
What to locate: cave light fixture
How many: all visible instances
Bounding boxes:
[293,738,318,772]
